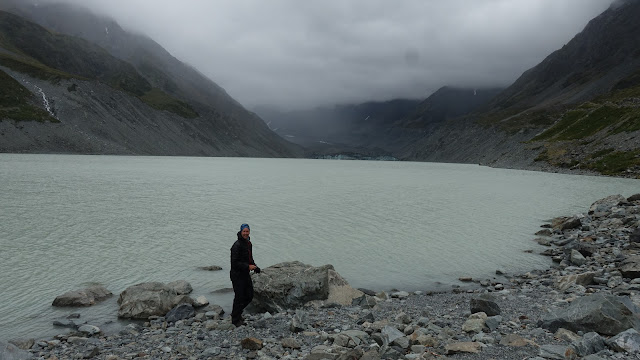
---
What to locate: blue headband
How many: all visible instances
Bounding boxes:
[240,224,250,231]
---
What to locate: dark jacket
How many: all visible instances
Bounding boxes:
[230,231,255,279]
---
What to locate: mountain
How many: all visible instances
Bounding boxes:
[394,87,503,129]
[401,0,640,177]
[256,99,420,148]
[0,1,302,157]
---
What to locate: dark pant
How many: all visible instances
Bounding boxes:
[231,274,253,323]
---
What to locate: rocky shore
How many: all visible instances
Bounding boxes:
[2,194,640,360]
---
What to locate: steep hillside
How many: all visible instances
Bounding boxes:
[395,87,502,129]
[401,0,640,177]
[0,4,301,157]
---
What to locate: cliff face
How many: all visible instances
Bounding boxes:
[0,3,302,157]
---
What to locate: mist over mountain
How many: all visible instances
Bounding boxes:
[0,0,301,157]
[401,0,640,176]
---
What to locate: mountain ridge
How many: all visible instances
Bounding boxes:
[0,3,302,157]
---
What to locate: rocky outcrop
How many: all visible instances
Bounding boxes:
[52,285,112,307]
[117,282,181,319]
[251,261,363,313]
[541,294,640,335]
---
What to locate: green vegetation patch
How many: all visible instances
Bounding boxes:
[556,106,628,140]
[140,88,199,119]
[532,110,587,141]
[586,149,640,176]
[0,69,58,122]
[535,106,633,141]
[609,108,640,134]
[0,53,75,83]
[589,148,615,159]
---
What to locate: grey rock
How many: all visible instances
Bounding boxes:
[561,217,583,231]
[539,344,568,359]
[628,194,640,202]
[352,294,378,309]
[78,324,101,336]
[570,332,605,356]
[570,250,587,266]
[628,228,640,242]
[485,315,502,331]
[167,280,193,295]
[201,347,221,357]
[7,339,34,351]
[589,195,626,215]
[554,272,596,291]
[67,336,89,345]
[444,342,483,354]
[606,328,640,353]
[52,285,112,307]
[462,312,487,333]
[290,309,308,332]
[282,337,301,349]
[117,282,179,319]
[583,355,607,360]
[53,319,79,328]
[620,255,640,279]
[165,303,195,323]
[381,325,405,344]
[193,295,209,307]
[0,342,32,360]
[251,261,363,313]
[391,291,410,299]
[470,294,501,316]
[540,293,640,335]
[198,265,223,271]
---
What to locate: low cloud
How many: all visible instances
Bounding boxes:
[43,0,614,109]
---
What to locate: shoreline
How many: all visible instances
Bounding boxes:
[5,195,640,360]
[3,193,640,359]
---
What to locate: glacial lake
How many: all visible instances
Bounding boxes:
[0,154,638,342]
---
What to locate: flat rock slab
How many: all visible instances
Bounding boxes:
[198,265,223,271]
[52,285,112,307]
[445,341,483,354]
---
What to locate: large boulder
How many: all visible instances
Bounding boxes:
[589,195,626,215]
[52,285,112,307]
[117,282,179,319]
[540,294,640,335]
[251,261,363,313]
[0,342,32,360]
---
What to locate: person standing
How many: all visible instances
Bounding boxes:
[230,223,260,327]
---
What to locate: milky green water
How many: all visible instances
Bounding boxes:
[1,154,638,341]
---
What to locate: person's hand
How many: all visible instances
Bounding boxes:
[249,265,257,271]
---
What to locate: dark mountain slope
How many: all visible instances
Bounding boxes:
[0,3,301,157]
[484,0,640,120]
[395,87,502,129]
[401,1,640,177]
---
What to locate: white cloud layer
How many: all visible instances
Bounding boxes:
[45,0,614,109]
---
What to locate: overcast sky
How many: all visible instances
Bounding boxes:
[47,0,615,110]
